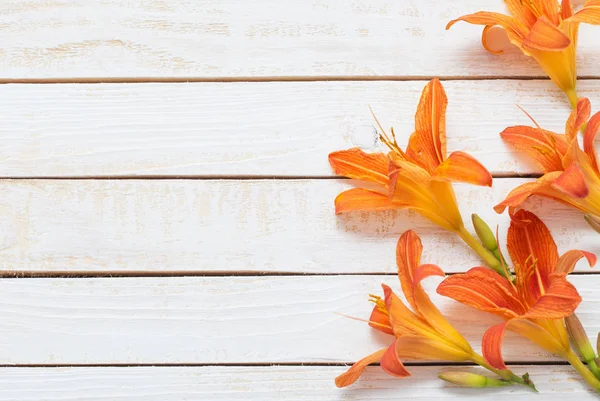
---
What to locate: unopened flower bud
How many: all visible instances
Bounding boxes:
[438,371,510,388]
[472,214,498,253]
[566,314,596,363]
[585,214,600,234]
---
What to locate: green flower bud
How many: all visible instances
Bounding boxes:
[585,214,600,234]
[472,214,498,253]
[438,372,510,388]
[566,315,596,363]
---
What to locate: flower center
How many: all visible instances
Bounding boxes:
[369,294,389,315]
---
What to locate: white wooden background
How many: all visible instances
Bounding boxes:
[1,1,600,399]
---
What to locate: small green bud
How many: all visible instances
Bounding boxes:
[596,332,600,357]
[438,372,510,388]
[472,214,498,253]
[585,214,600,234]
[566,315,596,363]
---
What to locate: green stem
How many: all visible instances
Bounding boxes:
[587,359,600,380]
[457,228,506,277]
[470,353,535,390]
[564,350,600,392]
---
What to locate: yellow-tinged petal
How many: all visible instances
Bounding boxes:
[406,79,447,173]
[334,188,397,214]
[446,12,527,42]
[382,284,437,338]
[494,172,562,213]
[505,0,537,27]
[396,335,471,362]
[328,148,389,186]
[431,151,492,187]
[565,98,591,142]
[583,111,600,173]
[381,340,411,378]
[523,16,571,51]
[556,249,597,274]
[572,6,600,24]
[396,230,423,311]
[427,180,464,232]
[537,0,561,25]
[551,162,590,198]
[335,349,385,387]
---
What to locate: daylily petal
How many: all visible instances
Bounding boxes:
[505,0,538,27]
[523,274,582,319]
[482,25,511,54]
[368,305,393,335]
[413,264,445,286]
[335,349,385,387]
[551,162,590,198]
[396,230,423,311]
[431,151,492,187]
[565,98,591,142]
[482,322,509,370]
[583,111,600,174]
[328,148,389,186]
[562,0,574,19]
[381,339,411,378]
[507,210,559,285]
[556,249,597,274]
[395,335,471,362]
[522,16,571,51]
[572,5,600,24]
[537,0,561,25]
[437,267,524,319]
[500,126,568,173]
[382,284,437,339]
[334,188,397,214]
[494,172,563,213]
[406,79,447,173]
[446,12,527,42]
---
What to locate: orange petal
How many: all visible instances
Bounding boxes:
[335,349,385,387]
[437,267,524,319]
[328,148,389,186]
[556,250,597,274]
[482,322,509,370]
[565,98,591,142]
[395,335,471,362]
[413,264,445,286]
[583,111,600,174]
[406,79,447,173]
[382,284,432,338]
[505,0,538,27]
[537,0,561,25]
[522,16,571,51]
[507,318,567,355]
[334,188,397,214]
[551,163,590,198]
[381,340,411,378]
[562,0,574,19]
[369,305,394,335]
[396,230,423,311]
[508,210,559,285]
[494,172,563,213]
[523,274,582,319]
[431,151,492,187]
[446,12,527,41]
[500,126,568,173]
[572,5,600,24]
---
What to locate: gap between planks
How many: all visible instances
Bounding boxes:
[1,76,600,84]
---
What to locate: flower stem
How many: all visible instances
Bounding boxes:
[469,353,536,391]
[564,350,600,392]
[457,227,506,277]
[566,88,579,110]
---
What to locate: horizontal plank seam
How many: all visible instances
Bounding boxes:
[0,174,542,180]
[1,271,598,278]
[1,76,600,84]
[0,361,572,368]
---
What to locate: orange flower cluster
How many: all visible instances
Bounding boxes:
[329,74,600,391]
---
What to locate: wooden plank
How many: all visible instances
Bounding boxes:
[0,179,596,274]
[1,81,597,178]
[2,1,600,79]
[0,366,595,400]
[0,275,598,364]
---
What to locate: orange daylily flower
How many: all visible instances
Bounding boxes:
[329,79,492,236]
[447,0,600,108]
[336,231,530,388]
[495,97,600,218]
[438,210,596,371]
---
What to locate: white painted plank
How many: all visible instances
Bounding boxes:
[1,81,598,177]
[0,366,595,400]
[0,179,596,273]
[2,1,600,79]
[0,276,598,364]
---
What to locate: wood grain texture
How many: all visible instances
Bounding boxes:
[2,80,599,178]
[0,179,597,274]
[2,0,600,79]
[0,275,598,364]
[0,366,595,400]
